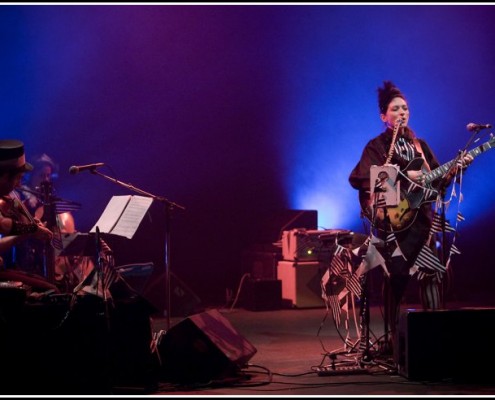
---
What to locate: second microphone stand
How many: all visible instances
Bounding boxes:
[435,127,480,305]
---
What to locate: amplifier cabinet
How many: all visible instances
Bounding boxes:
[276,261,325,308]
[281,228,353,262]
[396,307,495,382]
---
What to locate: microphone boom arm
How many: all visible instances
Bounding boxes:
[89,170,185,211]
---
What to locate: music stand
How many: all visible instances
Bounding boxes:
[59,232,96,257]
[80,168,185,331]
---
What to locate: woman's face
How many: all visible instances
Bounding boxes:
[381,97,409,129]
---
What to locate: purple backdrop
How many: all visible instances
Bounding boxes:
[2,5,495,306]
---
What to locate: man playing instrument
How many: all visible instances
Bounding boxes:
[0,139,53,264]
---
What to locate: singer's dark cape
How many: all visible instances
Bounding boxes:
[348,127,441,272]
[349,128,440,193]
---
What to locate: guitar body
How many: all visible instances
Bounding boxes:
[361,190,420,232]
[359,135,495,232]
[360,157,434,232]
[385,196,416,231]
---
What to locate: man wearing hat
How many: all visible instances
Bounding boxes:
[0,139,53,262]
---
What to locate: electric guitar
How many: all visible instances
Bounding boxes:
[361,135,495,232]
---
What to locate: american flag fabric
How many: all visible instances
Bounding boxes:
[345,273,363,299]
[322,247,355,328]
[71,239,118,300]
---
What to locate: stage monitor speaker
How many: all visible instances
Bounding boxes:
[396,307,495,382]
[158,308,257,384]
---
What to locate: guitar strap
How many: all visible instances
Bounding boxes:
[412,138,431,172]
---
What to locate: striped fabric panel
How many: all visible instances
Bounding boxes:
[430,213,456,234]
[327,294,342,327]
[345,273,362,298]
[330,253,346,276]
[414,245,446,273]
[449,243,461,256]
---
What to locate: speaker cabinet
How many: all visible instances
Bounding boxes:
[158,309,257,384]
[396,307,495,382]
[276,261,325,308]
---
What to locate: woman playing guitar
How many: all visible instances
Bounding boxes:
[348,81,473,357]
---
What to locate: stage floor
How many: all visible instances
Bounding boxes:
[147,298,495,397]
[3,289,495,396]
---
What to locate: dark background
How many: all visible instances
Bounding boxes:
[2,4,495,308]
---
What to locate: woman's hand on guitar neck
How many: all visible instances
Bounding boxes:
[458,151,474,168]
[445,151,474,180]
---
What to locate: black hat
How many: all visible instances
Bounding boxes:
[0,139,33,172]
[378,81,406,114]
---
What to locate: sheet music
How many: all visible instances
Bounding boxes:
[90,195,153,239]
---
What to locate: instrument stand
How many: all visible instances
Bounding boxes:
[368,180,397,359]
[356,234,389,366]
[91,225,114,393]
[318,253,382,375]
[40,180,58,284]
[93,226,112,330]
[88,169,185,331]
[358,270,373,364]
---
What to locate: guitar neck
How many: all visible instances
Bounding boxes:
[425,139,494,184]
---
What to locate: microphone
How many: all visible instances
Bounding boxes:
[466,122,492,132]
[69,163,104,174]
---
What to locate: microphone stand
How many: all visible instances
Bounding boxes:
[435,129,479,306]
[88,169,185,331]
